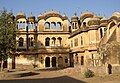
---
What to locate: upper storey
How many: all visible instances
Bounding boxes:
[15,11,69,32]
[16,12,36,32]
[37,11,69,32]
[70,12,108,32]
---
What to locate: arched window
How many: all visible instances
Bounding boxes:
[19,37,24,47]
[17,21,19,29]
[45,57,50,67]
[32,23,35,29]
[45,22,50,29]
[18,21,22,29]
[83,22,86,28]
[75,23,77,29]
[51,37,56,46]
[22,21,25,28]
[28,22,32,29]
[57,22,61,29]
[51,22,56,29]
[57,37,62,46]
[45,37,50,46]
[72,23,74,29]
[109,22,115,29]
[104,28,107,33]
[109,22,116,35]
[19,21,22,28]
[100,28,103,38]
[52,57,56,67]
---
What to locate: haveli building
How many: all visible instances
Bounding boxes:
[2,11,120,70]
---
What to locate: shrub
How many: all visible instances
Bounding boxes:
[84,69,94,78]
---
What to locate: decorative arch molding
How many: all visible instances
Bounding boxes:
[108,16,119,24]
[51,37,56,46]
[57,22,61,29]
[107,21,116,29]
[45,37,50,46]
[44,21,62,29]
[51,22,56,29]
[57,37,62,46]
[45,22,50,29]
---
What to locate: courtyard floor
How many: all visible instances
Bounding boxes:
[0,68,120,83]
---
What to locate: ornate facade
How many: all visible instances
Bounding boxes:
[6,11,120,69]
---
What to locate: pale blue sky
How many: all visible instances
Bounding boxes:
[0,0,120,19]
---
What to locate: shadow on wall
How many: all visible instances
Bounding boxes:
[16,39,70,69]
[0,76,86,83]
[23,41,47,68]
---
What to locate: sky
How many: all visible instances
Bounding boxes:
[0,0,120,20]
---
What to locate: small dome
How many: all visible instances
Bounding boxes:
[72,13,78,19]
[109,12,120,23]
[44,10,60,16]
[71,13,78,22]
[44,10,62,20]
[101,17,108,21]
[100,17,108,23]
[112,12,120,17]
[94,16,103,19]
[100,17,108,22]
[62,13,68,20]
[38,13,43,18]
[37,13,44,21]
[80,12,94,17]
[28,13,35,18]
[28,13,35,22]
[88,17,100,26]
[16,12,26,20]
[100,17,108,26]
[16,12,25,17]
[80,12,94,22]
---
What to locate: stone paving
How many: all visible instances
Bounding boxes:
[0,67,120,83]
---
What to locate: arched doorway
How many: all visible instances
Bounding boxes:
[45,57,50,67]
[52,57,56,67]
[58,56,63,67]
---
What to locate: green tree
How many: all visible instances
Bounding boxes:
[0,9,16,72]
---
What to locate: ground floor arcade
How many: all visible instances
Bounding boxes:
[7,53,70,69]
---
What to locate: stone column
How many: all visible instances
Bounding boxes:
[56,56,58,68]
[50,57,52,68]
